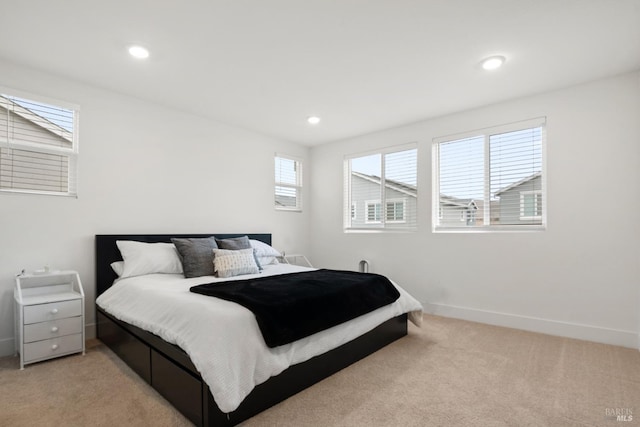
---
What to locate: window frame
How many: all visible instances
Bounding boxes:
[274,153,303,212]
[432,117,546,233]
[344,143,418,232]
[0,88,79,197]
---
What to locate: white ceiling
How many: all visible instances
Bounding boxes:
[1,1,639,146]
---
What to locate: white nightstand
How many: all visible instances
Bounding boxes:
[281,254,313,268]
[14,270,85,369]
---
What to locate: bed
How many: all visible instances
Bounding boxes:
[95,233,421,426]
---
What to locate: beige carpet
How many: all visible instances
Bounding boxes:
[0,339,191,427]
[1,315,638,427]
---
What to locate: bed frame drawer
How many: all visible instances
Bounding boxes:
[151,349,203,426]
[97,311,151,383]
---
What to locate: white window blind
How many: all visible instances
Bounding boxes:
[345,144,417,231]
[0,92,78,197]
[274,154,302,211]
[433,118,545,230]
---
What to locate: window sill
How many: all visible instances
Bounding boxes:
[344,228,417,234]
[433,225,546,233]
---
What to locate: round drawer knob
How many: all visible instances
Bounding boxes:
[50,308,59,314]
[51,326,59,333]
[51,344,59,350]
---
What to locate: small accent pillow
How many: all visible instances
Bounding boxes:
[250,239,281,266]
[116,240,183,278]
[216,236,262,270]
[215,236,251,250]
[171,237,218,278]
[213,248,260,278]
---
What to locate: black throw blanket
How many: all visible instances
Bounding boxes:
[190,269,400,347]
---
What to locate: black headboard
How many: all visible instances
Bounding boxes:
[95,233,272,297]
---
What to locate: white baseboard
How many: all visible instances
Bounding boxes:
[0,323,98,358]
[423,302,639,349]
[3,310,636,357]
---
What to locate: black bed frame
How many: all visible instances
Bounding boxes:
[95,234,408,426]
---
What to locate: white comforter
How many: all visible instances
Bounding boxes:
[96,264,423,413]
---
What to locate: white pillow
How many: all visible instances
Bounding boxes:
[213,248,260,278]
[116,241,184,278]
[250,240,281,266]
[110,261,125,277]
[258,256,279,266]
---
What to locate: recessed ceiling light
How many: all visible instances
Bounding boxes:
[128,45,150,59]
[481,55,505,70]
[307,116,321,125]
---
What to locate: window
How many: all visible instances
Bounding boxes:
[0,91,78,197]
[386,199,405,222]
[274,154,302,211]
[433,118,545,230]
[366,200,381,223]
[520,190,542,220]
[345,144,417,231]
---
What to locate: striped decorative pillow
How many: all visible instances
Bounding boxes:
[213,248,260,278]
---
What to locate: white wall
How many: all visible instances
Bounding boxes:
[0,60,310,356]
[309,72,640,348]
[2,61,637,357]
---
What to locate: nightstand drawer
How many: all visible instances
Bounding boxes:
[24,317,83,343]
[23,299,82,324]
[23,333,83,363]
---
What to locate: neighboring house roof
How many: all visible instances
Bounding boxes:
[494,172,541,196]
[351,171,417,198]
[0,95,72,143]
[352,172,481,210]
[439,194,478,210]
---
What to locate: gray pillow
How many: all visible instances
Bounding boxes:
[215,236,251,250]
[215,236,262,270]
[171,237,218,278]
